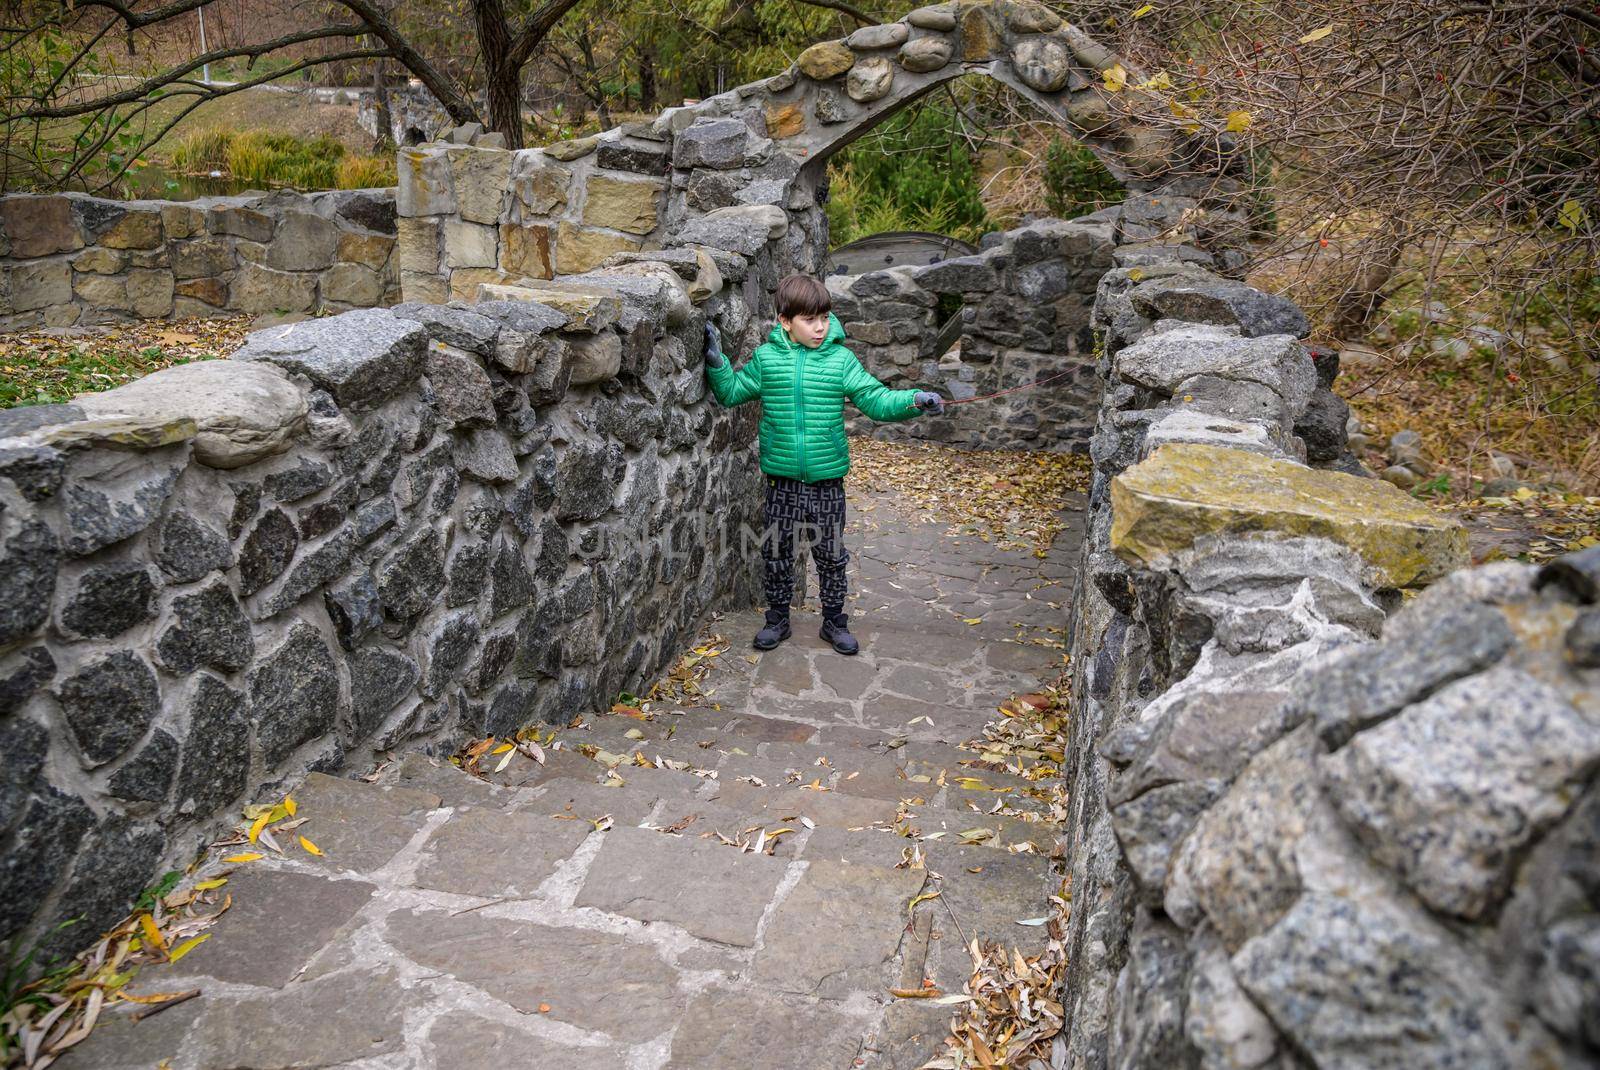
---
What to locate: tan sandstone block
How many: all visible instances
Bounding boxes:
[1110,443,1468,589]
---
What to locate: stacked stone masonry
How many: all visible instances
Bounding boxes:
[398,0,1250,314]
[0,189,400,330]
[0,218,777,963]
[8,10,1592,1064]
[827,199,1253,452]
[1060,247,1600,1069]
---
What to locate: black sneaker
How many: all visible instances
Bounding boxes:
[753,608,792,650]
[819,611,859,655]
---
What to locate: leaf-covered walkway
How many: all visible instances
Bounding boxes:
[58,448,1083,1070]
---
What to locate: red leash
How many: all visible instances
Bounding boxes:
[903,367,1084,412]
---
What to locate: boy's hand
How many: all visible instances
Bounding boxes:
[913,391,945,415]
[703,322,727,368]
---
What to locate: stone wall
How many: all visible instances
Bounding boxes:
[396,0,1247,312]
[0,188,398,331]
[1058,249,1600,1067]
[0,228,772,967]
[828,203,1250,452]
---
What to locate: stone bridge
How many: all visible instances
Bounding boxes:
[1,4,1598,1068]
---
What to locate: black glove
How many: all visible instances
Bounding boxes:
[913,391,945,415]
[704,322,726,368]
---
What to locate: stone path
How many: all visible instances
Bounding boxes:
[60,478,1082,1070]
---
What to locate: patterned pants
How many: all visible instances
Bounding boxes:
[762,475,849,612]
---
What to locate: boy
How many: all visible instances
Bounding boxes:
[703,274,945,654]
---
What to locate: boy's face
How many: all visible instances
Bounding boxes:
[780,312,830,349]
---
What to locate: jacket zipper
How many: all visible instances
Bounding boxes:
[791,333,807,482]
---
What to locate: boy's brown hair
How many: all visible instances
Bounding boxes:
[775,274,832,318]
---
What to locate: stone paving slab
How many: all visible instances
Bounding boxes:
[753,641,820,694]
[700,710,821,743]
[480,745,598,788]
[710,782,899,828]
[747,689,863,728]
[815,654,881,701]
[646,797,808,858]
[69,457,1081,1070]
[386,908,684,1043]
[292,772,441,873]
[152,868,374,987]
[53,994,204,1070]
[425,1012,627,1069]
[601,762,712,798]
[757,739,907,773]
[908,809,1057,853]
[665,987,869,1069]
[754,859,927,999]
[387,752,511,809]
[871,999,957,1068]
[192,968,422,1068]
[515,775,660,824]
[414,805,594,897]
[57,969,422,1070]
[575,825,788,946]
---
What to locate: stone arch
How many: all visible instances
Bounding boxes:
[646,0,1233,277]
[774,5,1177,192]
[397,2,1239,304]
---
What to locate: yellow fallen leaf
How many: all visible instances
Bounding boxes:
[193,879,228,891]
[1225,110,1253,132]
[248,812,271,844]
[963,617,983,625]
[491,742,515,754]
[139,913,168,956]
[1102,63,1127,92]
[283,796,297,817]
[168,935,211,964]
[299,836,323,856]
[223,852,263,863]
[908,888,942,916]
[1298,24,1334,43]
[1132,3,1154,17]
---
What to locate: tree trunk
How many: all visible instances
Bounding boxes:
[1332,224,1409,342]
[371,62,393,150]
[638,46,657,111]
[471,0,526,149]
[485,69,526,148]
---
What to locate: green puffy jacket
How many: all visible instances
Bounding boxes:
[706,313,922,482]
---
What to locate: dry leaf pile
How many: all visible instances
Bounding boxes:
[917,884,1070,1070]
[642,635,731,708]
[1449,488,1600,564]
[0,317,250,408]
[847,437,1089,558]
[0,879,229,1070]
[902,673,1074,1068]
[0,787,340,1067]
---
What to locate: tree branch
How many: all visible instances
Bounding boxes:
[333,0,483,126]
[17,25,372,119]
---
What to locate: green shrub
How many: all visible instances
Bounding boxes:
[168,128,235,172]
[336,153,397,189]
[224,131,346,189]
[824,100,990,246]
[1042,139,1124,219]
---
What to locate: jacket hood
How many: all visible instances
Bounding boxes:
[766,312,848,350]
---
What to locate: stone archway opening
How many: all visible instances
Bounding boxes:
[812,71,1133,372]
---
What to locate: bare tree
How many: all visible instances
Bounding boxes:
[1,0,587,188]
